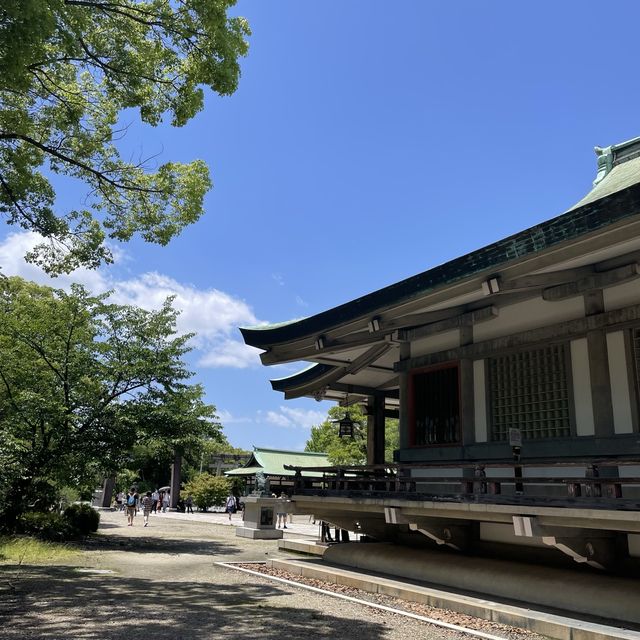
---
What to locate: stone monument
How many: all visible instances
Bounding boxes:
[235,471,283,540]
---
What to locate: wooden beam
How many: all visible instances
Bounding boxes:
[498,266,594,291]
[346,342,392,375]
[399,306,498,341]
[313,356,394,374]
[261,330,382,365]
[542,263,640,301]
[364,406,400,419]
[280,343,392,399]
[395,301,640,372]
[329,382,400,399]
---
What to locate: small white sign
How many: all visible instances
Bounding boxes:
[509,428,522,447]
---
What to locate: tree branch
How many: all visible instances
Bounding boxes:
[0,132,163,195]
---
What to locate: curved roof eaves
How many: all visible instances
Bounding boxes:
[241,184,640,349]
[270,363,336,391]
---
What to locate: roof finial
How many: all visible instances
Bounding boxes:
[593,145,613,187]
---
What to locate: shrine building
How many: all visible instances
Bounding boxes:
[240,136,640,573]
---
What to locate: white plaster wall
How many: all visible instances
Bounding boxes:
[474,296,584,343]
[603,279,640,312]
[473,360,487,443]
[606,330,634,434]
[571,338,595,436]
[410,329,460,359]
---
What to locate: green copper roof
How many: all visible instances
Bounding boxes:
[225,447,330,477]
[241,147,640,350]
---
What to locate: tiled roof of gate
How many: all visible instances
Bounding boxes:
[225,447,330,477]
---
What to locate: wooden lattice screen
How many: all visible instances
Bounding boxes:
[489,345,571,441]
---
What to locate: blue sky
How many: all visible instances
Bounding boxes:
[3,1,640,451]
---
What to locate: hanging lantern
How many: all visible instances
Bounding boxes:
[338,412,356,438]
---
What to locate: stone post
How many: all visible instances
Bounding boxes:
[100,476,115,508]
[170,450,182,509]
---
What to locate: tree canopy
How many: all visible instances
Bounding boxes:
[305,405,399,465]
[0,1,250,273]
[0,276,220,522]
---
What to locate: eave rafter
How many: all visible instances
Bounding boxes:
[279,343,393,400]
[261,253,640,410]
[260,303,500,366]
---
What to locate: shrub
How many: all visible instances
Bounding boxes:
[17,512,75,542]
[183,473,230,511]
[63,504,100,535]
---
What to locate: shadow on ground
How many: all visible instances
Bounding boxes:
[0,565,390,640]
[80,533,241,557]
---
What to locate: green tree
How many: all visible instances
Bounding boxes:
[305,405,399,465]
[0,276,218,523]
[183,472,229,511]
[0,1,250,274]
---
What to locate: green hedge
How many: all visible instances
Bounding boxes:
[18,512,76,541]
[63,504,100,535]
[18,505,100,541]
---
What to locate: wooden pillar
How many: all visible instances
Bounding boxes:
[367,394,386,465]
[584,291,614,437]
[398,342,411,450]
[170,450,182,508]
[459,323,475,446]
[100,476,115,508]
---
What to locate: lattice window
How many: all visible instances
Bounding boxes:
[412,365,460,446]
[489,345,571,441]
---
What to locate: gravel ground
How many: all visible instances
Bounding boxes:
[234,563,545,640]
[0,510,547,640]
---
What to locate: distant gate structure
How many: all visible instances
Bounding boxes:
[208,452,251,476]
[226,447,331,496]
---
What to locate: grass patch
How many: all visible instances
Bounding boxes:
[0,536,80,564]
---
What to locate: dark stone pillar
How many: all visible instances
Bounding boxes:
[367,394,386,465]
[398,343,411,450]
[170,450,182,508]
[100,476,115,508]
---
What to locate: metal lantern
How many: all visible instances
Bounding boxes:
[338,412,356,438]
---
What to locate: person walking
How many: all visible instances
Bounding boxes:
[151,489,159,513]
[276,492,288,529]
[141,491,153,527]
[225,494,236,521]
[185,494,194,514]
[161,490,170,513]
[125,487,137,526]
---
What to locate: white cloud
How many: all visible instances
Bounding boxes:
[198,340,262,369]
[295,295,308,307]
[0,231,110,293]
[217,409,254,425]
[272,273,284,286]
[265,406,326,430]
[0,231,264,369]
[110,272,259,339]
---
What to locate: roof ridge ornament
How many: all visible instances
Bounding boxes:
[593,145,613,187]
[593,135,640,187]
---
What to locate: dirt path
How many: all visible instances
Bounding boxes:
[0,510,466,640]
